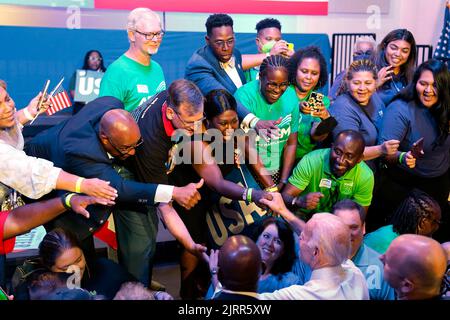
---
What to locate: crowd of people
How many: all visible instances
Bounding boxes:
[0,6,449,301]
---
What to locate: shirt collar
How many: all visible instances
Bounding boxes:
[221,289,258,298]
[162,101,175,137]
[352,243,370,266]
[219,56,236,69]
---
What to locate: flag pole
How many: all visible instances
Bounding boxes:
[30,77,64,125]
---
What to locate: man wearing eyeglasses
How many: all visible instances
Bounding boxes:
[99,7,166,112]
[25,96,206,287]
[185,14,282,140]
[281,130,374,218]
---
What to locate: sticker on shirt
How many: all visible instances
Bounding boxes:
[136,84,149,94]
[341,182,354,194]
[319,178,332,189]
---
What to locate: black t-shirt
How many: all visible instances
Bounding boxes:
[130,91,173,185]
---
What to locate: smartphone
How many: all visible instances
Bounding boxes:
[287,42,294,51]
[36,79,50,112]
[410,137,424,158]
[308,92,324,113]
[0,286,9,300]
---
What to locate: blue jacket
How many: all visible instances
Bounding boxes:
[185,45,250,118]
[25,96,158,239]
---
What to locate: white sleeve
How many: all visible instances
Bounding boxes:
[154,184,174,203]
[0,142,61,199]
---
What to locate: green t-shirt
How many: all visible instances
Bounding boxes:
[244,67,259,83]
[234,80,299,173]
[293,86,331,159]
[364,225,399,254]
[288,148,374,215]
[99,54,166,112]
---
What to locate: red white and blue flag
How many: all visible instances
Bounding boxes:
[47,85,72,115]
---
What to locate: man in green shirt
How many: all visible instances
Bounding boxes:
[282,130,374,216]
[99,8,166,112]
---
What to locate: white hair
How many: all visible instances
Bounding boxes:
[307,213,351,266]
[126,7,161,31]
[353,36,376,51]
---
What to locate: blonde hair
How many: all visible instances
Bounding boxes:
[0,79,7,90]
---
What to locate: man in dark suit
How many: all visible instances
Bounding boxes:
[25,96,205,285]
[211,235,260,300]
[185,13,280,137]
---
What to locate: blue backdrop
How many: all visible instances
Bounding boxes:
[0,26,330,109]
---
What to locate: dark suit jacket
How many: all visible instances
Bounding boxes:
[213,291,259,301]
[185,45,250,118]
[24,96,158,240]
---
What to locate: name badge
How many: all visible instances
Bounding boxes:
[319,178,332,189]
[137,84,149,94]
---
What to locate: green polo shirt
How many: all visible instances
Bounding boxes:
[99,54,166,112]
[235,80,299,173]
[293,87,331,159]
[288,148,374,215]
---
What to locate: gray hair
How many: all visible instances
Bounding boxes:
[126,7,161,31]
[353,36,376,52]
[167,79,204,116]
[113,282,155,300]
[307,213,351,266]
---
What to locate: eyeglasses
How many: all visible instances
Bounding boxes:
[174,111,206,129]
[88,56,102,62]
[214,38,235,48]
[266,81,289,90]
[134,29,165,41]
[107,136,144,156]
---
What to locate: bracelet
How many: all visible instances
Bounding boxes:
[264,185,278,192]
[153,291,162,300]
[75,177,85,193]
[291,197,297,207]
[246,188,253,203]
[280,179,288,185]
[23,107,34,121]
[398,152,406,164]
[61,193,76,210]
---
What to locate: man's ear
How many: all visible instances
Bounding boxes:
[205,35,210,45]
[166,107,174,120]
[400,278,414,294]
[362,223,366,236]
[128,29,136,42]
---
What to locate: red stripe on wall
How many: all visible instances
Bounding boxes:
[94,0,328,15]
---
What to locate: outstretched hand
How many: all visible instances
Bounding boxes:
[70,195,115,218]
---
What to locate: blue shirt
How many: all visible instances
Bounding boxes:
[292,243,395,300]
[330,92,385,147]
[379,99,450,177]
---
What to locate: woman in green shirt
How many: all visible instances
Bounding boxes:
[235,55,299,191]
[288,46,334,160]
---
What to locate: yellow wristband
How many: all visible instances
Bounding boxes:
[75,177,84,193]
[264,185,278,192]
[65,193,76,209]
[23,107,34,121]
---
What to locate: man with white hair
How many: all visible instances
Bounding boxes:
[259,194,369,300]
[100,7,166,112]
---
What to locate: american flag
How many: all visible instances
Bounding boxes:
[46,86,72,115]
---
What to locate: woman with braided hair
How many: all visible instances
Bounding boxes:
[364,189,442,254]
[235,54,299,191]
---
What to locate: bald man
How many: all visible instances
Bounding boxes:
[25,96,205,285]
[380,234,447,300]
[213,235,261,300]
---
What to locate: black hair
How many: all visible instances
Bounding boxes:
[259,54,290,78]
[332,199,366,223]
[28,272,71,300]
[167,79,204,116]
[205,14,233,37]
[337,59,378,96]
[38,228,81,270]
[288,46,328,90]
[396,59,450,147]
[82,50,106,72]
[204,89,237,120]
[390,189,441,235]
[251,217,296,276]
[373,29,417,84]
[256,18,282,33]
[334,129,366,155]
